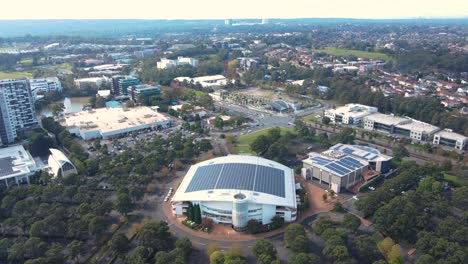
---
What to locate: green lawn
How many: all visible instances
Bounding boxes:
[315,47,395,62]
[443,173,465,187]
[19,57,33,64]
[0,71,33,79]
[236,127,296,153]
[303,113,322,122]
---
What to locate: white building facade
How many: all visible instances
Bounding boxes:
[157,57,199,69]
[0,145,40,188]
[29,77,62,99]
[325,104,378,125]
[171,155,297,231]
[433,130,468,150]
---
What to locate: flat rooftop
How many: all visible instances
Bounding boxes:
[365,113,410,126]
[327,104,378,118]
[435,130,468,141]
[396,120,440,134]
[0,145,37,180]
[64,107,170,133]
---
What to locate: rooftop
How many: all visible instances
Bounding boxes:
[63,107,170,133]
[303,144,391,177]
[0,145,37,180]
[435,130,468,141]
[327,104,378,118]
[365,113,410,126]
[172,155,296,207]
[396,119,440,134]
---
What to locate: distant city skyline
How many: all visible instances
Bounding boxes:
[2,0,467,20]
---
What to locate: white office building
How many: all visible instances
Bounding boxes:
[157,57,199,69]
[433,129,468,150]
[29,77,62,99]
[325,104,378,125]
[171,155,297,231]
[302,144,392,193]
[0,79,38,144]
[393,120,440,142]
[0,145,40,187]
[174,75,227,89]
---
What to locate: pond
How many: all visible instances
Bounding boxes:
[38,97,90,117]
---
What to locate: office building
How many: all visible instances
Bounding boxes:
[325,104,378,125]
[157,57,199,69]
[174,75,227,89]
[364,113,411,134]
[302,144,392,193]
[0,145,39,187]
[110,75,139,96]
[74,77,107,89]
[130,84,161,101]
[393,120,440,141]
[171,155,297,231]
[64,107,171,140]
[29,77,62,99]
[433,129,468,150]
[0,79,38,144]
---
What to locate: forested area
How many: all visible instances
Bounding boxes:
[356,161,468,263]
[0,116,214,263]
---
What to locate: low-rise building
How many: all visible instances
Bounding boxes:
[172,155,297,231]
[302,144,392,193]
[174,75,227,89]
[394,120,440,142]
[325,104,378,125]
[364,113,411,134]
[433,129,468,150]
[157,57,199,69]
[63,107,171,140]
[0,145,39,187]
[74,77,107,89]
[130,84,161,101]
[29,77,62,99]
[47,148,77,177]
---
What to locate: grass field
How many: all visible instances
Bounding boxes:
[443,173,465,187]
[0,71,33,79]
[19,58,33,64]
[315,47,395,62]
[303,113,322,122]
[236,127,296,154]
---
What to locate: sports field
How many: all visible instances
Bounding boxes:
[315,47,394,62]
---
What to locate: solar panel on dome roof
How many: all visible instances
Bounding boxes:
[185,163,286,197]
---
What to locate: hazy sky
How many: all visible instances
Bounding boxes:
[3,0,467,19]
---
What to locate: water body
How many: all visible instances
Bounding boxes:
[38,97,90,117]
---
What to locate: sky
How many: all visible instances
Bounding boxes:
[2,0,467,20]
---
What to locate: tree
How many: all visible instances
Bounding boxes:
[252,239,276,259]
[246,219,262,234]
[201,217,214,230]
[257,254,275,264]
[110,232,129,258]
[322,116,331,125]
[378,237,395,255]
[351,235,379,264]
[270,215,284,229]
[285,224,306,247]
[226,243,244,259]
[289,235,309,253]
[214,116,225,130]
[66,240,84,262]
[387,244,403,264]
[45,244,64,264]
[207,243,221,257]
[210,251,225,264]
[331,202,346,213]
[343,214,361,233]
[137,221,173,253]
[51,103,65,119]
[116,192,133,216]
[194,204,202,224]
[175,237,192,257]
[322,193,328,201]
[331,245,350,262]
[250,135,270,155]
[289,253,320,264]
[392,144,409,161]
[314,217,335,235]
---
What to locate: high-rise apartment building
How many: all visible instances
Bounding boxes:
[29,77,62,99]
[0,79,38,144]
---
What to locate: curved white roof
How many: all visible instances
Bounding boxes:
[172,155,296,208]
[48,148,76,177]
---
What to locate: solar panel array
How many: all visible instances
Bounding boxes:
[185,163,286,197]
